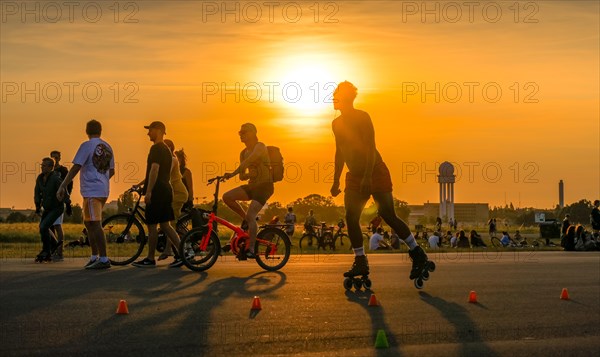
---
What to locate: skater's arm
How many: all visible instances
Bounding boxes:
[331,123,344,197]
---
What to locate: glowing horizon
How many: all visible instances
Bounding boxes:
[1,1,598,210]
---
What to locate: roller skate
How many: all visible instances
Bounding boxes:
[34,251,51,263]
[408,246,436,289]
[343,255,372,291]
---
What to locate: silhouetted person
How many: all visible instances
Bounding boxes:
[562,214,571,235]
[329,81,430,282]
[591,200,600,234]
[49,150,72,261]
[175,148,194,211]
[57,119,114,269]
[284,207,296,236]
[133,122,183,268]
[223,123,275,259]
[470,230,487,247]
[158,139,189,260]
[35,157,66,262]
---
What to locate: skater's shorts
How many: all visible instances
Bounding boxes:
[83,197,107,222]
[240,182,274,206]
[345,161,393,193]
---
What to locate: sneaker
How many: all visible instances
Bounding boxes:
[222,243,231,252]
[245,250,257,259]
[85,260,111,270]
[84,258,98,268]
[168,258,183,268]
[132,258,156,268]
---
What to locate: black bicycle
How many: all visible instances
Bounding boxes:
[299,222,337,251]
[102,185,194,265]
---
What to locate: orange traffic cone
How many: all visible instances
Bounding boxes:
[368,294,380,306]
[251,296,262,310]
[116,299,129,314]
[468,291,478,303]
[560,288,570,300]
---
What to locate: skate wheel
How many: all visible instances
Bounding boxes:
[363,278,372,290]
[428,261,436,272]
[422,270,430,281]
[343,278,353,290]
[414,277,424,289]
[353,279,363,290]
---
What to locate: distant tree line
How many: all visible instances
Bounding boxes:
[489,199,595,227]
[2,204,83,223]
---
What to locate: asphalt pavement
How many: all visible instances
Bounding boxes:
[1,251,599,356]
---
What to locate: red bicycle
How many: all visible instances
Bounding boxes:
[179,175,291,272]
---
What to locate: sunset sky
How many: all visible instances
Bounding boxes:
[1,1,598,210]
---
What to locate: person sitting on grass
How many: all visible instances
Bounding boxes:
[500,231,511,247]
[469,230,487,247]
[428,231,441,250]
[456,230,470,248]
[369,227,391,251]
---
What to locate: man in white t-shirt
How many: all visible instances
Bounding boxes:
[369,227,390,250]
[428,232,441,250]
[57,120,115,269]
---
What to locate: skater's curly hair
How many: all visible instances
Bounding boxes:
[334,81,358,101]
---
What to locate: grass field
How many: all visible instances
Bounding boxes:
[0,222,561,260]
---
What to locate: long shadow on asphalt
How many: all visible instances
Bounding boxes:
[345,289,402,356]
[55,270,287,355]
[419,292,498,357]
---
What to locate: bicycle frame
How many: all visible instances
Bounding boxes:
[199,176,277,257]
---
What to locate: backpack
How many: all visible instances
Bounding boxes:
[267,146,284,182]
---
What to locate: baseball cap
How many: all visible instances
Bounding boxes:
[144,121,166,134]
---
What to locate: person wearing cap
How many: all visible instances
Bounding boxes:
[132,121,183,268]
[57,120,115,269]
[329,81,431,283]
[222,123,274,259]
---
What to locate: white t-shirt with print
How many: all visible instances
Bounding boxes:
[72,137,114,198]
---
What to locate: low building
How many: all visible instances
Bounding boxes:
[408,203,489,227]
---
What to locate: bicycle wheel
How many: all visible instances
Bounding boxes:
[299,233,316,251]
[490,237,503,248]
[175,212,192,237]
[335,233,349,249]
[103,214,146,265]
[179,227,220,272]
[255,227,291,271]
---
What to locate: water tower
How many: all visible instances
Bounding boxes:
[438,161,456,221]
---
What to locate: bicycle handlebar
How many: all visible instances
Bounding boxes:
[125,185,143,194]
[207,175,229,185]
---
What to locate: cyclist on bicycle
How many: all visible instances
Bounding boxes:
[304,209,317,234]
[223,123,274,259]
